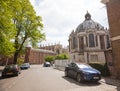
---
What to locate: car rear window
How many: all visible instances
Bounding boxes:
[5,65,16,69]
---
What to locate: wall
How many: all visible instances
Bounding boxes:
[25,47,56,64]
[106,0,120,78]
[54,60,72,71]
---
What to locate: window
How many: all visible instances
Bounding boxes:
[86,36,88,47]
[72,37,77,49]
[96,35,98,46]
[73,55,75,59]
[89,34,95,47]
[100,35,105,49]
[91,55,98,62]
[79,37,84,52]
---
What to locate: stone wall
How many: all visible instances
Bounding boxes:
[54,60,72,71]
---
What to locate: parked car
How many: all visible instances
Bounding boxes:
[20,63,30,69]
[43,62,51,67]
[1,64,21,78]
[65,62,101,82]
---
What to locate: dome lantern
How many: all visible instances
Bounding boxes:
[85,11,91,20]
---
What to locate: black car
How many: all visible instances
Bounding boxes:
[65,62,101,82]
[43,62,51,67]
[1,64,21,78]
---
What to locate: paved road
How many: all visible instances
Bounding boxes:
[0,65,119,91]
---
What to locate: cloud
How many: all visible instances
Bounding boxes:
[29,0,108,47]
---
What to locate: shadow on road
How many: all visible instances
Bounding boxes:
[0,75,17,80]
[100,77,120,91]
[62,76,101,86]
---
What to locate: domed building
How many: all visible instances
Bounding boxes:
[68,12,110,63]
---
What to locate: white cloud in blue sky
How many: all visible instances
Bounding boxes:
[29,0,108,47]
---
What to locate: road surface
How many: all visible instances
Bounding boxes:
[0,65,119,91]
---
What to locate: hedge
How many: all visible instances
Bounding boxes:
[55,54,69,60]
[89,63,110,77]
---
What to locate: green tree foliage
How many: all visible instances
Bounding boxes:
[11,0,45,64]
[45,56,55,62]
[0,0,15,57]
[0,0,45,64]
[17,58,24,66]
[55,54,69,60]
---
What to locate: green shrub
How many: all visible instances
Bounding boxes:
[45,56,54,62]
[89,63,110,77]
[55,54,69,60]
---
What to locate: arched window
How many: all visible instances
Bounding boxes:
[79,37,84,52]
[96,35,98,46]
[89,34,95,47]
[73,37,77,49]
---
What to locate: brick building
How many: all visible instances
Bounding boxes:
[25,44,69,64]
[25,47,56,64]
[102,0,120,79]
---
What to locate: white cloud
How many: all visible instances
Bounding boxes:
[29,0,108,47]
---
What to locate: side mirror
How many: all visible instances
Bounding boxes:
[68,64,70,66]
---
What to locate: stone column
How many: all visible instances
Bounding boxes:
[84,36,86,47]
[77,37,80,51]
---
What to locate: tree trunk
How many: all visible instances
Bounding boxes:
[5,58,8,66]
[13,51,19,64]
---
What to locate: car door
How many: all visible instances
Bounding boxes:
[66,63,74,77]
[71,63,78,78]
[68,63,77,78]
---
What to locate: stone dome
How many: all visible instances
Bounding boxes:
[76,12,104,33]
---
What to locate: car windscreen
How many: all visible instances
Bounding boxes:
[77,64,92,70]
[21,64,27,66]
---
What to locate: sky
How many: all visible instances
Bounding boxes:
[29,0,108,47]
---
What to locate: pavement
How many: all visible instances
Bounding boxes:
[0,66,4,70]
[0,66,4,77]
[101,77,120,86]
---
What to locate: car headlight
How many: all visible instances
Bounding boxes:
[82,71,90,75]
[98,71,101,75]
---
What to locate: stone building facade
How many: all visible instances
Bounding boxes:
[40,44,62,54]
[69,12,110,63]
[102,0,120,79]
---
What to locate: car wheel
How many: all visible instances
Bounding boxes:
[19,71,21,74]
[77,74,83,83]
[1,75,5,78]
[65,70,68,77]
[15,72,19,76]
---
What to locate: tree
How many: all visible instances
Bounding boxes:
[0,0,45,64]
[11,0,45,64]
[0,0,15,57]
